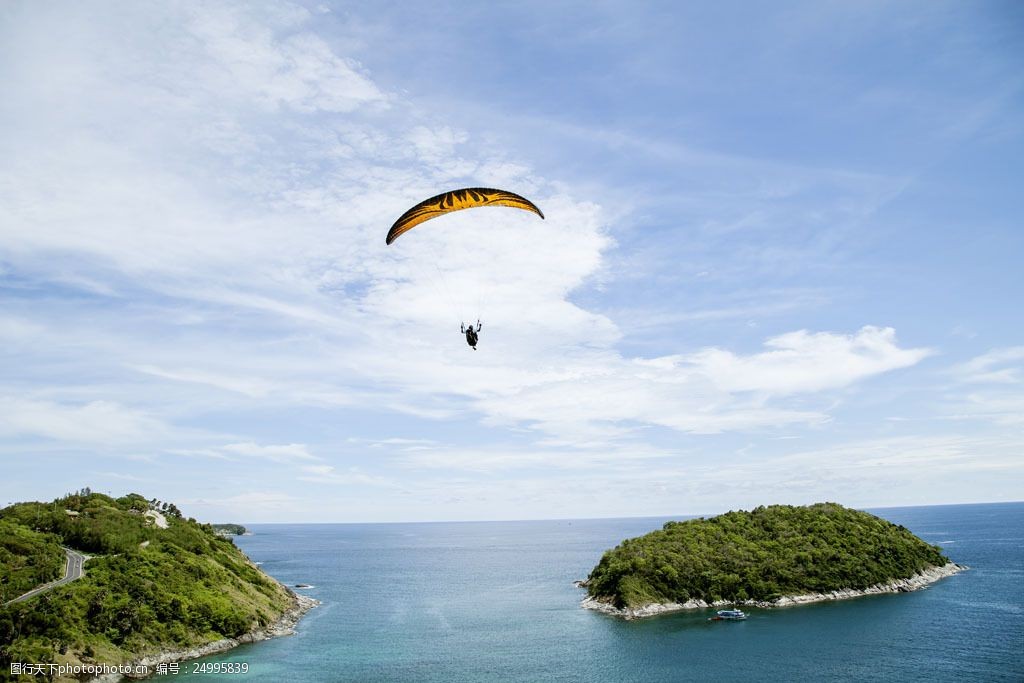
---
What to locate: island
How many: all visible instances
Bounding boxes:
[0,490,316,681]
[580,502,965,619]
[211,524,248,537]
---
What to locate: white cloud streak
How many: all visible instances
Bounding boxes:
[0,398,168,444]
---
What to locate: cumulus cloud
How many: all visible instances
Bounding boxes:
[686,326,933,395]
[450,326,929,439]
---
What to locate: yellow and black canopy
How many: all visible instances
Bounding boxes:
[386,187,543,245]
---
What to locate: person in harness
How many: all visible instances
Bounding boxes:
[461,320,482,350]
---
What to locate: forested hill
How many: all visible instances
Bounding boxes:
[0,490,293,680]
[586,503,949,609]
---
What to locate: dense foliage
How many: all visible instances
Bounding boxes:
[212,524,248,536]
[0,491,292,682]
[586,503,948,608]
[0,522,63,604]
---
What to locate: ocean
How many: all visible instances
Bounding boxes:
[173,502,1023,682]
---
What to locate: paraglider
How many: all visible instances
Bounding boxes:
[386,187,544,245]
[386,188,544,349]
[461,320,482,350]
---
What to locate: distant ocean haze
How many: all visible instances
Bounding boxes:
[172,503,1023,682]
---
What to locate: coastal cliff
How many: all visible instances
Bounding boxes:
[92,586,318,682]
[581,503,965,620]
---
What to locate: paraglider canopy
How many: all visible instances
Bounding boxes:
[386,187,544,245]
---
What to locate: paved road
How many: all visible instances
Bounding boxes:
[5,548,87,605]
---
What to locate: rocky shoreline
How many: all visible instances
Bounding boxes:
[579,562,967,620]
[92,587,319,681]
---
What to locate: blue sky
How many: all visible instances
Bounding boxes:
[1,1,1021,522]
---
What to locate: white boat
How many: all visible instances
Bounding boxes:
[711,609,747,620]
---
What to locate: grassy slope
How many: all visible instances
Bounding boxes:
[0,492,292,681]
[586,502,949,608]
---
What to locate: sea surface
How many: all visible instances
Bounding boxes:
[174,502,1023,682]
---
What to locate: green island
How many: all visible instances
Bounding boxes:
[210,524,248,537]
[0,490,315,682]
[582,503,964,619]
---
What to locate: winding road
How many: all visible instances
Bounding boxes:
[5,548,87,605]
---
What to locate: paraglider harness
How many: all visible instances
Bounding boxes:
[461,320,482,350]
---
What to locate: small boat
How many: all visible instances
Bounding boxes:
[710,609,747,621]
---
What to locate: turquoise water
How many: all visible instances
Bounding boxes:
[175,503,1023,682]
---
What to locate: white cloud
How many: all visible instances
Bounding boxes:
[0,317,44,345]
[0,398,168,444]
[687,326,933,395]
[220,442,319,462]
[100,472,150,482]
[184,4,387,113]
[438,326,929,440]
[179,491,301,519]
[397,442,682,474]
[948,394,1024,427]
[165,442,320,464]
[132,365,275,398]
[942,347,1024,426]
[346,437,439,448]
[297,464,395,487]
[218,491,298,506]
[952,346,1024,384]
